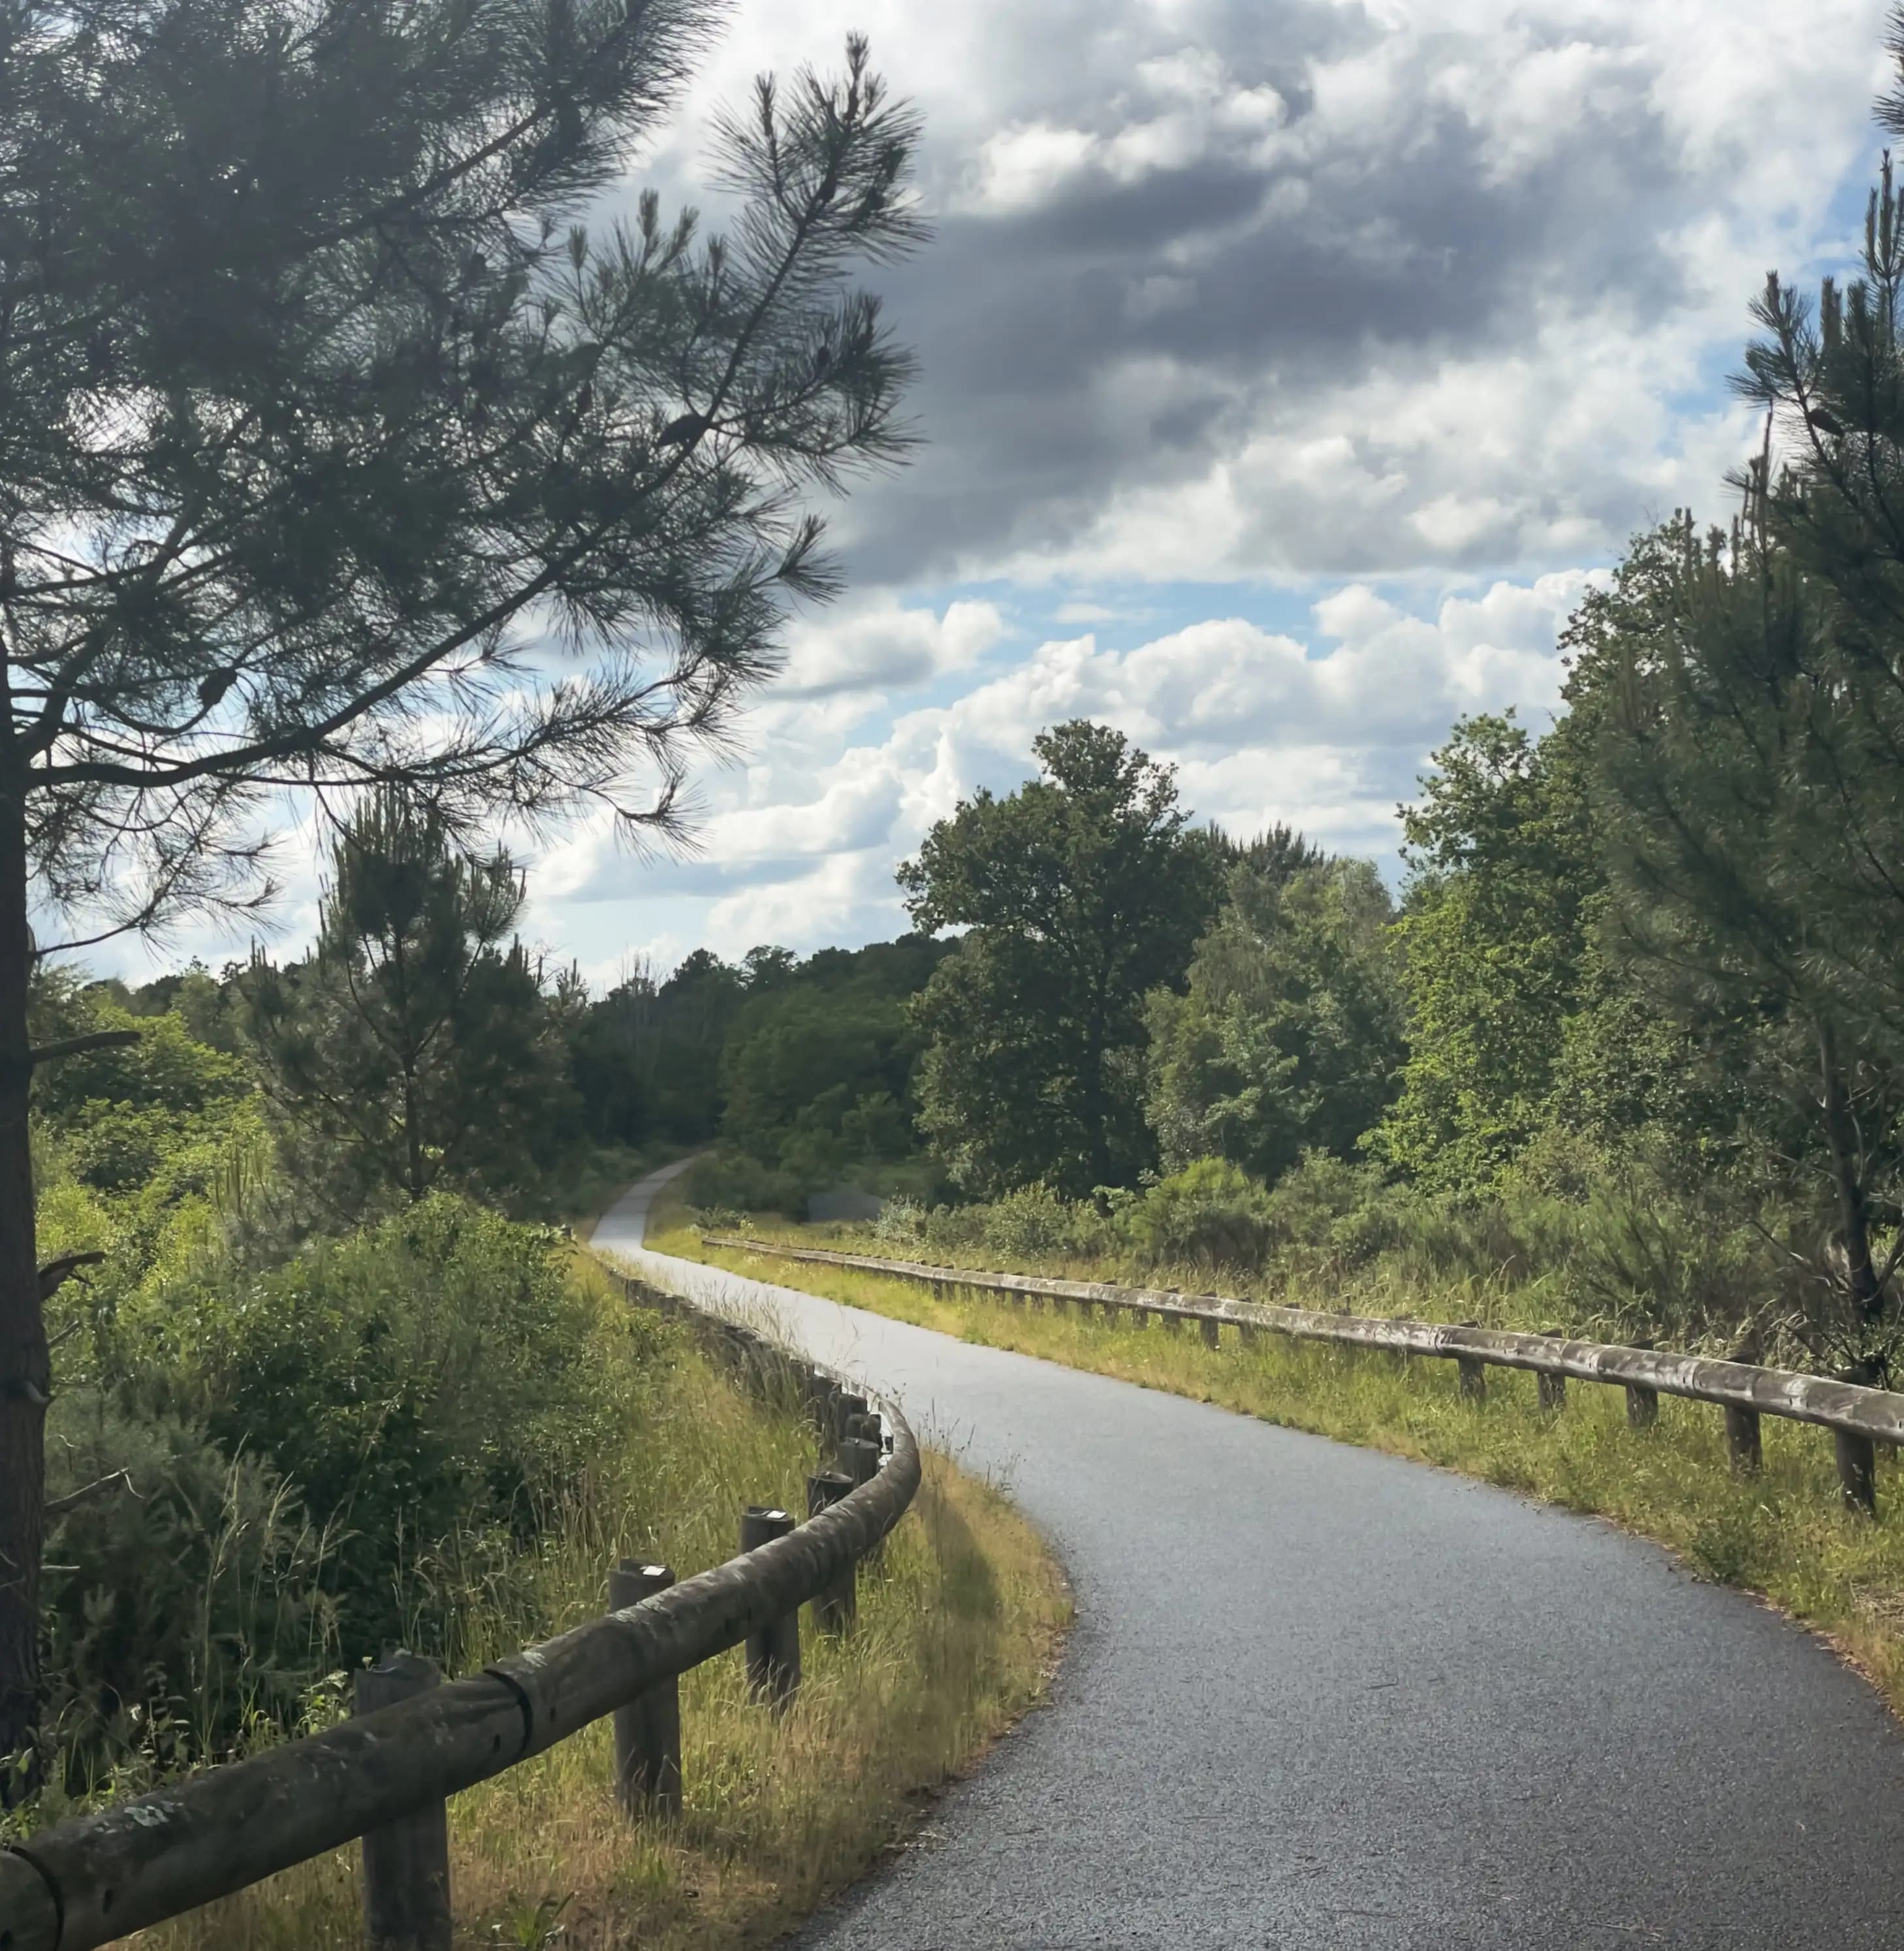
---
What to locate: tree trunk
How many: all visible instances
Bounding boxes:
[404,1056,425,1201]
[1818,1017,1884,1331]
[0,753,44,1782]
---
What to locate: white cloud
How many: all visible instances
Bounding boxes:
[777,596,1006,698]
[540,567,1591,968]
[74,1,1903,985]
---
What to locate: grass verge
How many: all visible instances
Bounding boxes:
[646,1196,1904,1721]
[132,1252,1070,1951]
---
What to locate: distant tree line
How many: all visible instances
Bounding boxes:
[688,143,1904,1386]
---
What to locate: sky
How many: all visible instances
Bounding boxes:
[117,0,1898,989]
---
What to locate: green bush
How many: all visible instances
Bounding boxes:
[1119,1159,1273,1272]
[872,1196,927,1246]
[1260,1151,1393,1258]
[921,1203,986,1254]
[684,1149,801,1216]
[980,1184,1080,1263]
[39,1389,332,1790]
[116,1196,658,1662]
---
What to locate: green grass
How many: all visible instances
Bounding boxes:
[131,1250,1070,1951]
[648,1198,1904,1721]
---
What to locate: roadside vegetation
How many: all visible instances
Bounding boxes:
[4,787,1069,1951]
[678,144,1904,1399]
[127,1310,1066,1951]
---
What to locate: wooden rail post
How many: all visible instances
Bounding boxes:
[806,1470,858,1633]
[1455,1324,1485,1404]
[1199,1314,1220,1350]
[838,1435,881,1487]
[1725,1403,1762,1476]
[1625,1338,1659,1429]
[804,1368,839,1438]
[1836,1429,1879,1516]
[832,1389,868,1447]
[848,1410,883,1451]
[1239,1320,1260,1350]
[608,1561,682,1816]
[1536,1330,1567,1411]
[355,1652,452,1951]
[740,1508,801,1708]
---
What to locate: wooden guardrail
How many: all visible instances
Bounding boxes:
[701,1234,1904,1515]
[0,1273,917,1951]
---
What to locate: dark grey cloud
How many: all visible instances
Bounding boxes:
[834,5,1695,585]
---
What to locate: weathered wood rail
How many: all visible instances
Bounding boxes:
[701,1233,1904,1514]
[0,1275,917,1951]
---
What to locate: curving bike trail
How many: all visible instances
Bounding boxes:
[597,1165,1904,1948]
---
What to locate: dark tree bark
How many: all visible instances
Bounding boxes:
[0,748,44,1779]
[1818,1019,1886,1367]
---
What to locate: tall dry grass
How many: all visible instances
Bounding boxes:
[119,1256,1068,1950]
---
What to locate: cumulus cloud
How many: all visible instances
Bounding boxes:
[776,597,1006,698]
[631,0,1888,592]
[552,567,1591,964]
[92,2,1899,982]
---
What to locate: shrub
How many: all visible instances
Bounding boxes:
[40,1388,333,1788]
[872,1196,927,1246]
[116,1196,658,1662]
[1120,1158,1273,1273]
[921,1202,986,1254]
[981,1184,1079,1263]
[683,1149,801,1216]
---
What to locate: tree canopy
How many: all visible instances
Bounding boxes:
[1149,857,1403,1185]
[900,721,1222,1198]
[242,789,575,1216]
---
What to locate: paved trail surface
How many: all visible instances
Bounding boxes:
[598,1166,1904,1948]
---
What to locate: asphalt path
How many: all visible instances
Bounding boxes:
[597,1164,1904,1948]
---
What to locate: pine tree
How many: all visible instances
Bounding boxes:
[1589,503,1904,1378]
[244,790,573,1214]
[0,0,921,1769]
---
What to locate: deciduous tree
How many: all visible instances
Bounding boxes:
[1148,857,1403,1184]
[900,722,1220,1198]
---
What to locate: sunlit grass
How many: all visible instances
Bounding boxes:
[650,1204,1904,1720]
[133,1252,1070,1951]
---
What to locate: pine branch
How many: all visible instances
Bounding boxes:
[27,1030,140,1068]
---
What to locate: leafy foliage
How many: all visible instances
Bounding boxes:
[901,721,1222,1197]
[719,936,947,1181]
[118,1196,644,1662]
[1369,712,1601,1192]
[1148,859,1403,1184]
[0,1,928,1764]
[1117,1158,1275,1272]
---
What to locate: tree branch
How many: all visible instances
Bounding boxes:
[28,1029,140,1068]
[44,1469,139,1519]
[39,1250,105,1301]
